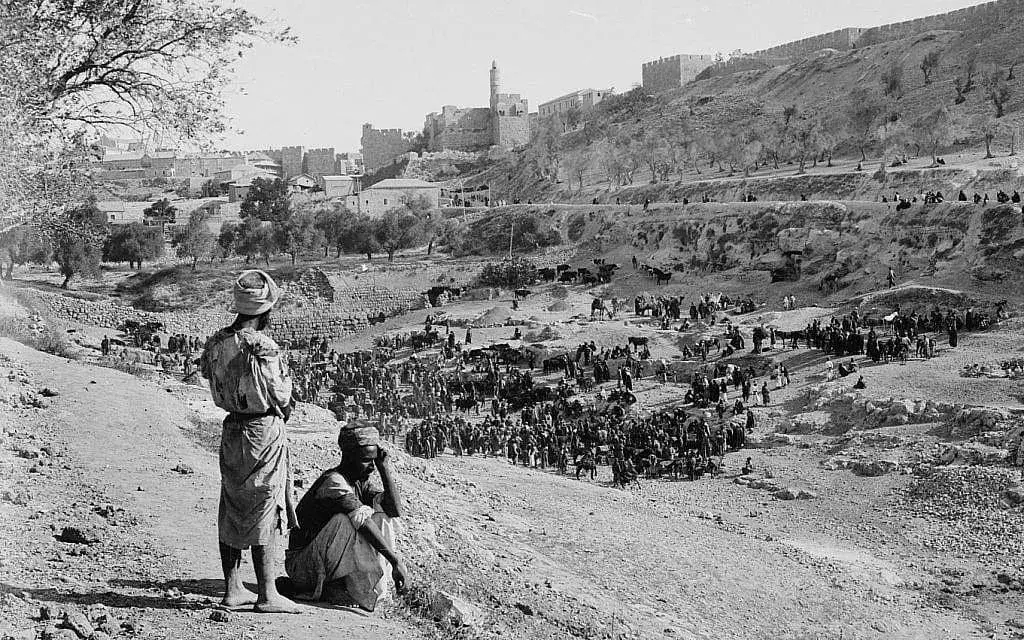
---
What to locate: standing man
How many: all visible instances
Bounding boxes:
[200,270,300,614]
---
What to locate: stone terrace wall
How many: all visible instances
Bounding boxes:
[17,288,229,337]
[18,280,428,345]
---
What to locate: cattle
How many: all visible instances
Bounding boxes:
[454,396,478,412]
[653,269,672,285]
[628,336,649,351]
[576,267,592,278]
[514,288,532,300]
[556,264,572,273]
[558,270,577,283]
[538,268,556,281]
[593,258,606,266]
[580,273,598,286]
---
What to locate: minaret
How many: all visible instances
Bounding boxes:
[489,60,500,111]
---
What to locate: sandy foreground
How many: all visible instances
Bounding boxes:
[2,282,1024,640]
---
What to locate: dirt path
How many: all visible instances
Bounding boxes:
[0,337,425,640]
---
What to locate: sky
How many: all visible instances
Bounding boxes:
[223,0,987,153]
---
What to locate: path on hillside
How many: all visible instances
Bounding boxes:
[0,337,425,640]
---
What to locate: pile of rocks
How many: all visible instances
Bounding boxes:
[895,466,1024,558]
[734,474,818,500]
[807,383,960,429]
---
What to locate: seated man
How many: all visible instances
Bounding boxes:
[280,424,408,611]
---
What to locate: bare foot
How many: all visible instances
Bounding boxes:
[253,595,303,614]
[221,586,258,610]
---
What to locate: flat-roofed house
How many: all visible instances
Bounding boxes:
[348,178,440,217]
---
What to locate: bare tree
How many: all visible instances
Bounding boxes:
[563,150,590,195]
[983,65,1011,118]
[974,114,999,159]
[920,50,941,85]
[881,60,905,98]
[845,87,886,162]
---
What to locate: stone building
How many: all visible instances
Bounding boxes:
[537,88,614,118]
[424,61,531,153]
[344,178,440,218]
[361,125,415,173]
[280,146,305,179]
[423,106,494,153]
[641,55,715,93]
[318,175,358,198]
[304,147,337,177]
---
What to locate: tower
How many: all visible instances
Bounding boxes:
[489,60,500,111]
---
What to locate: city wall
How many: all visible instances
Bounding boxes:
[495,115,531,150]
[361,124,413,173]
[688,0,1024,81]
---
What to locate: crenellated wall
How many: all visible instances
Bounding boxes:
[678,0,1024,83]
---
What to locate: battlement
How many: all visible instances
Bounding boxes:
[362,123,403,136]
[642,54,714,70]
[657,0,1024,86]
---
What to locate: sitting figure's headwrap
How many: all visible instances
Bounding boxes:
[338,420,381,451]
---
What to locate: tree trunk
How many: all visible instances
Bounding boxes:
[427,237,435,255]
[860,145,867,162]
[192,257,198,271]
[291,253,296,265]
[336,246,342,258]
[387,249,395,262]
[3,261,12,280]
[61,273,72,289]
[985,137,993,159]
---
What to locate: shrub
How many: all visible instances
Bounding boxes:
[447,211,560,257]
[476,257,538,288]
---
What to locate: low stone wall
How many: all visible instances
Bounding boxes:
[270,305,370,343]
[16,285,426,345]
[16,288,229,337]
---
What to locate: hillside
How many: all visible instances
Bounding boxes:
[456,10,1024,204]
[450,200,1024,304]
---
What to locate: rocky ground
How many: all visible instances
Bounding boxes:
[3,268,1024,639]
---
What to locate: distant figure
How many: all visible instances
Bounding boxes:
[100,335,110,356]
[465,327,472,345]
[853,376,866,390]
[800,194,808,201]
[741,457,753,475]
[887,267,896,289]
[643,198,651,212]
[958,190,968,202]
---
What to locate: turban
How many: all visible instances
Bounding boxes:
[232,269,280,316]
[338,422,381,451]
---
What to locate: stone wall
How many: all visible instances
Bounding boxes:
[641,54,714,93]
[361,124,414,173]
[702,0,1024,78]
[424,107,493,153]
[495,115,530,150]
[17,289,229,338]
[17,275,430,345]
